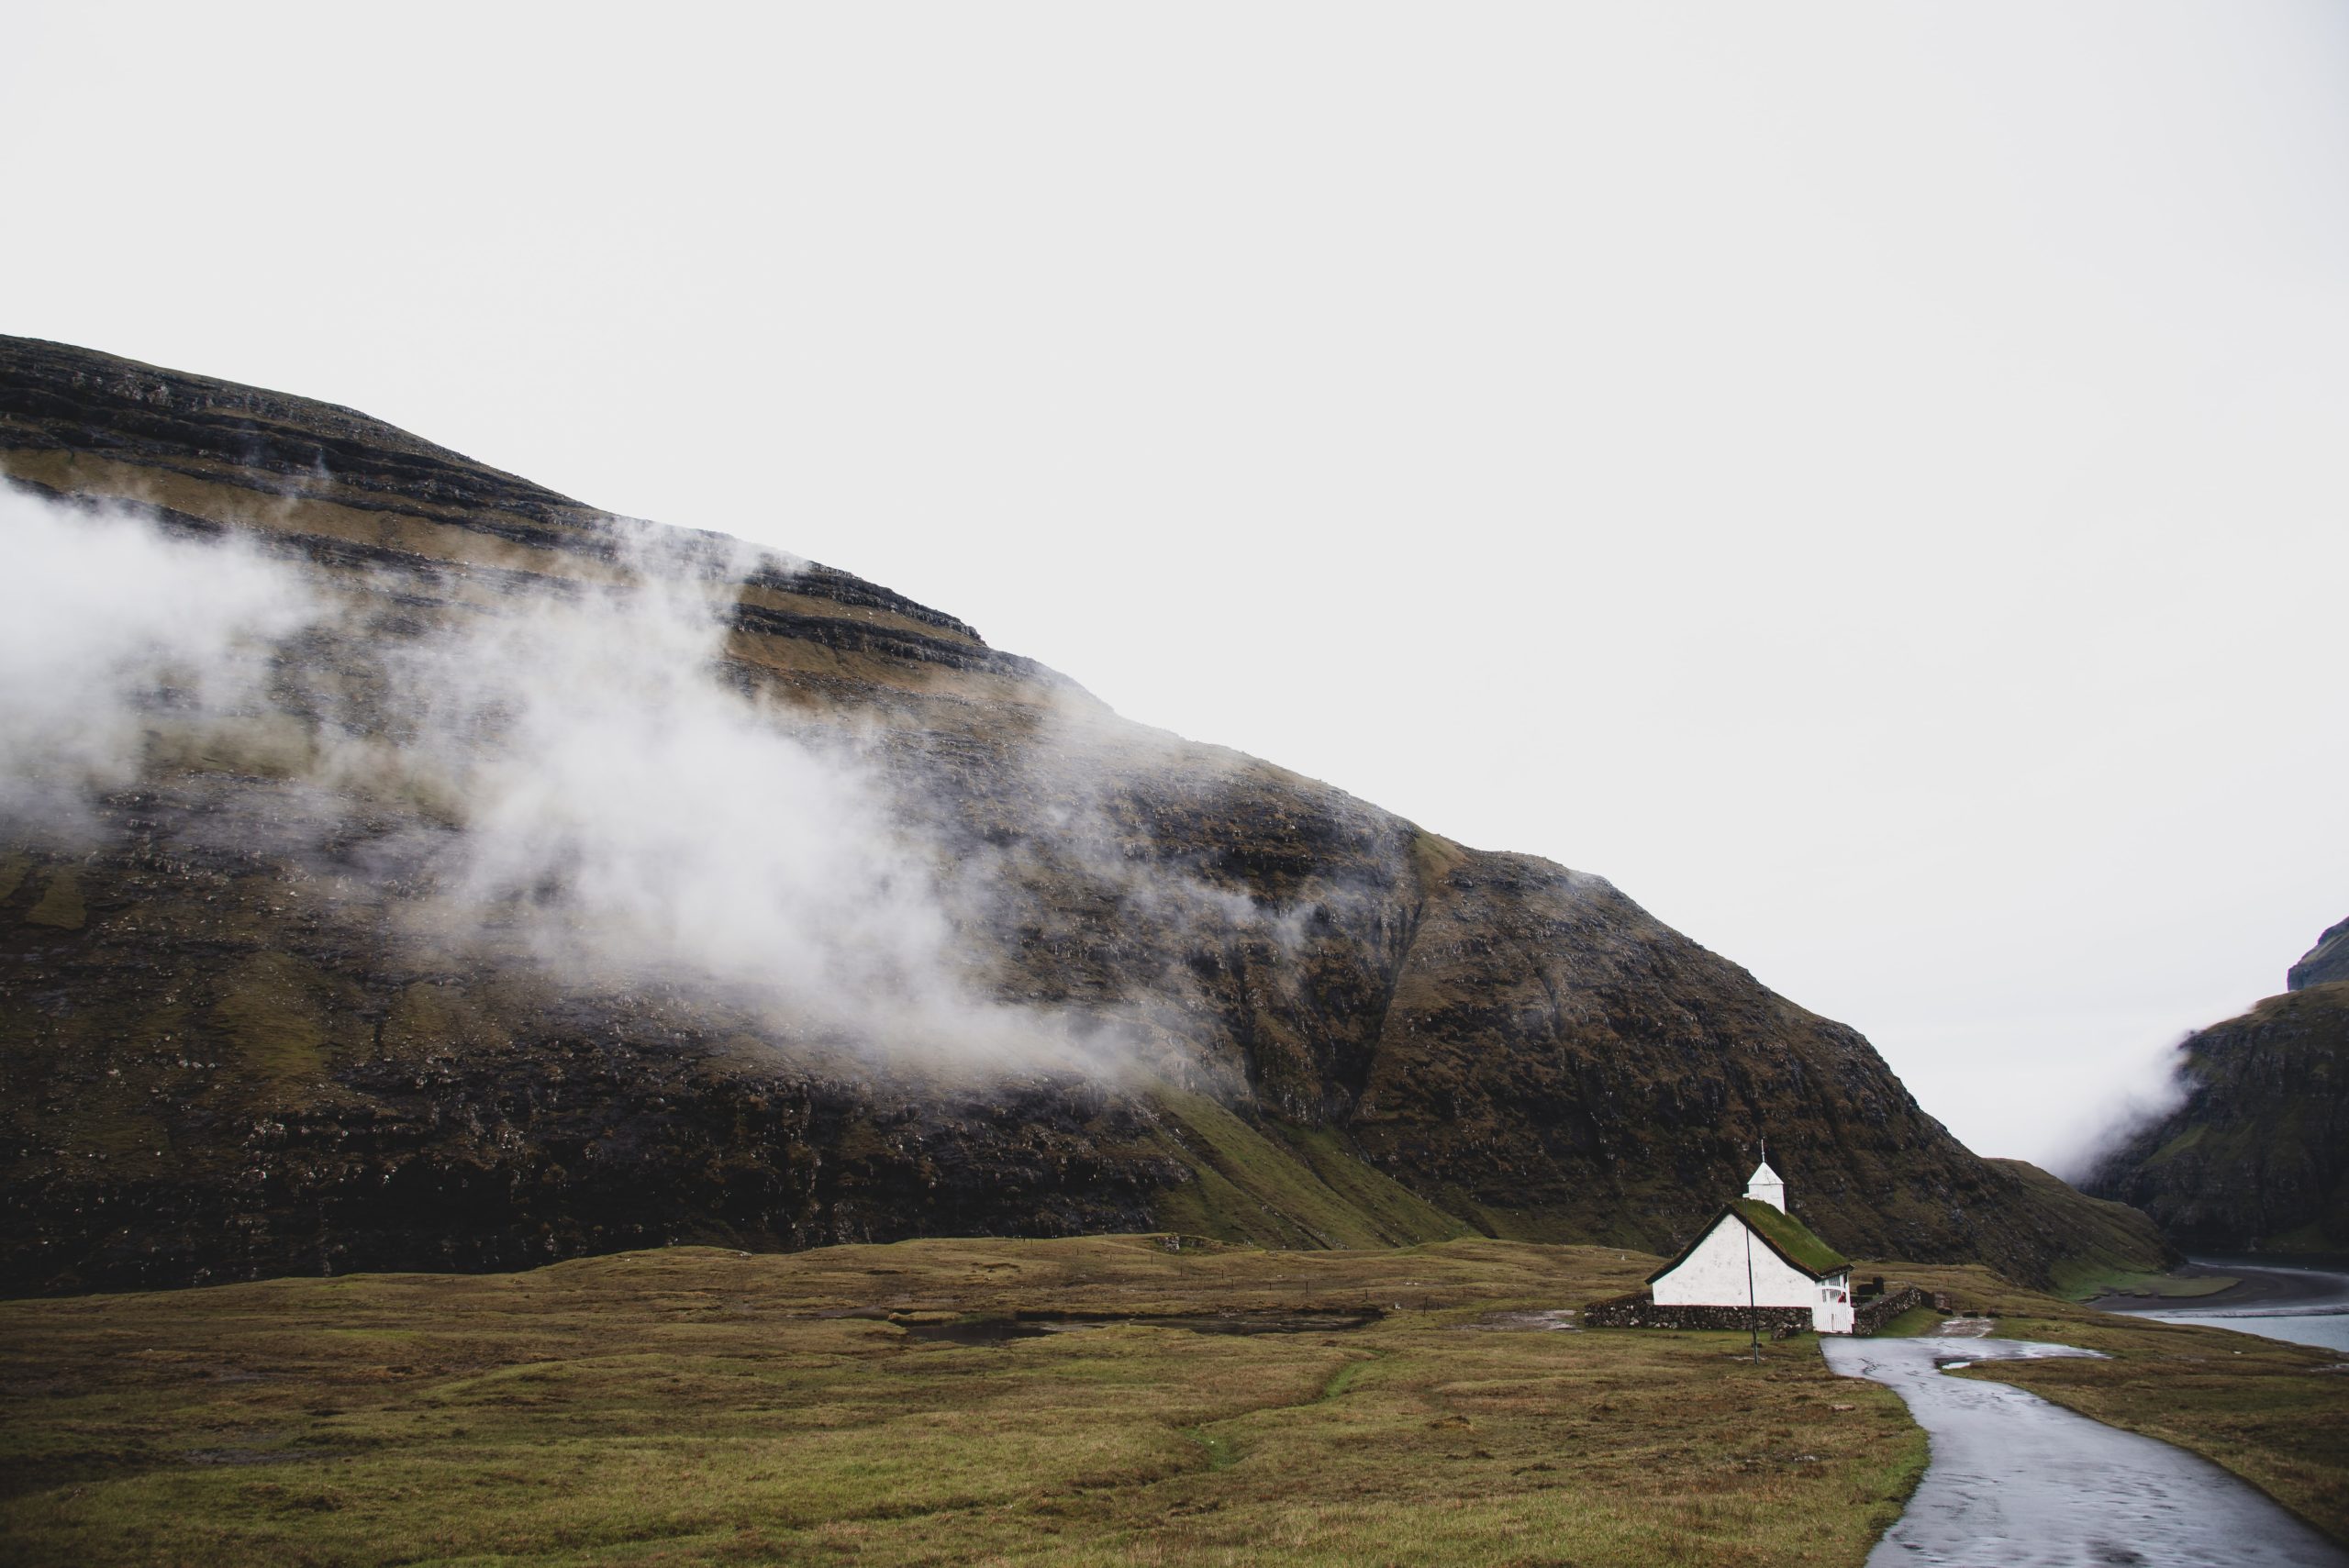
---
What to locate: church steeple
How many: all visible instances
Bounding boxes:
[1744,1146,1786,1212]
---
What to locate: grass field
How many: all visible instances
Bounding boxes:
[2052,1264,2243,1302]
[1,1237,1922,1567]
[3,1237,2340,1565]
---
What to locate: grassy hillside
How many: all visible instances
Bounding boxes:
[1141,1085,1472,1249]
[1982,1158,2182,1296]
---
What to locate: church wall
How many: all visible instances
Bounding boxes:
[1651,1214,1818,1308]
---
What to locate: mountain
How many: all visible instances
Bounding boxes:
[2291,917,2349,993]
[0,335,2165,1295]
[2085,926,2349,1255]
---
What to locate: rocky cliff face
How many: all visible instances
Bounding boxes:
[2086,929,2349,1254]
[0,336,2166,1294]
[2291,918,2349,993]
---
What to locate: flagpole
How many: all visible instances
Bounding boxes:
[1744,1215,1760,1363]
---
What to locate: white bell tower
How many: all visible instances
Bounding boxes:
[1744,1152,1787,1212]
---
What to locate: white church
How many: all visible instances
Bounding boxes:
[1647,1157,1857,1334]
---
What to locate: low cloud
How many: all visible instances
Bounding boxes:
[2049,1030,2199,1184]
[0,491,317,830]
[0,491,1310,1079]
[382,522,1084,1067]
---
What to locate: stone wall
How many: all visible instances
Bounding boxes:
[1853,1285,1928,1337]
[1584,1284,1931,1338]
[1581,1289,1811,1337]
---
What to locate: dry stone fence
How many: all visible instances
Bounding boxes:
[1852,1285,1929,1336]
[1584,1284,1930,1338]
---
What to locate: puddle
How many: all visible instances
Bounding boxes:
[1456,1308,1579,1333]
[1823,1336,2346,1565]
[1933,1316,1999,1340]
[898,1310,1380,1345]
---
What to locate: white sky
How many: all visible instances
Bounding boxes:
[6,4,2345,1168]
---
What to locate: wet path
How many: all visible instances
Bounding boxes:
[1821,1333,2346,1567]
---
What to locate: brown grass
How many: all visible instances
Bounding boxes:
[0,1237,1923,1567]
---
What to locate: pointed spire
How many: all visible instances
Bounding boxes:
[1744,1143,1787,1212]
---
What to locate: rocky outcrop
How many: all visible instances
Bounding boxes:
[2291,917,2349,993]
[0,335,2168,1295]
[2083,981,2349,1254]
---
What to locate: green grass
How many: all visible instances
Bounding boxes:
[1272,1124,1474,1246]
[1,1237,1927,1567]
[198,952,373,1090]
[1979,1158,2173,1295]
[2050,1264,2241,1303]
[2049,1262,2166,1302]
[1727,1198,1848,1276]
[1868,1307,1943,1338]
[1143,1085,1464,1250]
[23,869,84,930]
[207,953,334,1083]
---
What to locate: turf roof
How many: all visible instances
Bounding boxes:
[1726,1198,1851,1277]
[1644,1198,1854,1286]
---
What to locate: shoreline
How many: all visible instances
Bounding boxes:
[2095,1258,2349,1342]
[2092,1258,2349,1318]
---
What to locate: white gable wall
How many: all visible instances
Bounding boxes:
[1652,1214,1818,1309]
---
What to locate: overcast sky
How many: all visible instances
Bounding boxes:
[6,4,2345,1169]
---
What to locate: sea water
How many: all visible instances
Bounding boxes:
[2143,1261,2349,1356]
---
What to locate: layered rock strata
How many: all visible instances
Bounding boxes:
[0,336,2167,1293]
